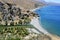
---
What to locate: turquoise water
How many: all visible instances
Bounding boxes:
[34,5,60,36]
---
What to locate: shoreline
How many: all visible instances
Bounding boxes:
[30,8,60,40]
[30,8,49,34]
[30,7,40,12]
[30,17,49,34]
[30,15,60,40]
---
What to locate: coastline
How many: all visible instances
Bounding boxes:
[30,8,60,40]
[30,17,49,34]
[30,7,40,12]
[30,8,49,34]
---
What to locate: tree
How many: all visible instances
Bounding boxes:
[19,20,22,25]
[10,22,14,26]
[24,18,31,25]
[5,21,8,26]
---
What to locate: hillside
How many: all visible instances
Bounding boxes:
[0,0,46,10]
[0,1,39,25]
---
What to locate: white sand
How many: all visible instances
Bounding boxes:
[30,17,49,34]
[30,8,60,40]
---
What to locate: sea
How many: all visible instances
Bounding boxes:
[34,5,60,36]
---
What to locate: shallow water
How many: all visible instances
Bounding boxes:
[34,5,60,36]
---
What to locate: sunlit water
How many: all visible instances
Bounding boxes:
[34,5,60,36]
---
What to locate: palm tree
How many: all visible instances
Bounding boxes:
[10,22,14,26]
[24,18,31,25]
[19,20,22,25]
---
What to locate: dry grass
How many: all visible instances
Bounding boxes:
[0,0,45,10]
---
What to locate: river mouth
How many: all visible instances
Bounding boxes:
[34,5,60,36]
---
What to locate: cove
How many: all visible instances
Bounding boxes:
[34,5,60,36]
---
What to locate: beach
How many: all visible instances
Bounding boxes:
[30,17,49,34]
[30,17,60,40]
[30,8,60,40]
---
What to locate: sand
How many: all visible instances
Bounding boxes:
[48,34,60,40]
[30,16,60,40]
[30,17,49,34]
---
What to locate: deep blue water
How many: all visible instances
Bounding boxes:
[34,5,60,36]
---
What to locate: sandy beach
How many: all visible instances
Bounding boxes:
[30,13,60,40]
[30,17,49,34]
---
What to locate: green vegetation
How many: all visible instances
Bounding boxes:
[0,25,34,40]
[24,18,31,25]
[0,2,38,26]
[0,1,51,40]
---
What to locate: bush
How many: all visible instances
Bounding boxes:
[10,22,14,26]
[19,20,22,25]
[7,38,21,40]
